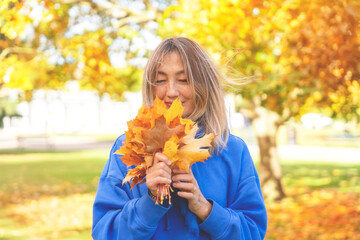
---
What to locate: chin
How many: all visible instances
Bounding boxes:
[181,112,192,119]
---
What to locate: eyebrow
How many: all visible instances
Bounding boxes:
[157,70,185,76]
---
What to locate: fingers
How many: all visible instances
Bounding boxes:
[172,181,196,193]
[146,153,172,192]
[172,168,193,182]
[171,168,212,221]
[172,168,189,174]
[172,171,194,182]
[172,168,198,196]
[153,152,172,166]
[147,176,172,187]
[147,172,171,193]
[149,153,172,174]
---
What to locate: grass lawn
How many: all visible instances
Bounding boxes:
[0,149,109,239]
[0,148,359,239]
[281,161,360,192]
[0,149,109,202]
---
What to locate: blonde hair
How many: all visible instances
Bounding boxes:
[142,37,229,152]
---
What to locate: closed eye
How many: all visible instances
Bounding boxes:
[156,80,166,84]
[179,79,188,83]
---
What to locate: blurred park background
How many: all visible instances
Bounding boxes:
[1,0,360,239]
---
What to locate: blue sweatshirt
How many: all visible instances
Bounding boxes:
[92,133,267,239]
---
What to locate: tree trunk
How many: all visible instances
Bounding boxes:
[252,106,285,201]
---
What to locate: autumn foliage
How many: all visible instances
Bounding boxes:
[0,0,153,99]
[115,97,215,204]
[266,190,360,240]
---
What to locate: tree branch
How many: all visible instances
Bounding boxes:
[52,0,164,30]
[0,47,39,62]
[53,0,156,20]
[117,15,156,28]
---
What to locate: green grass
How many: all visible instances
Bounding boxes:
[251,157,360,194]
[0,149,108,239]
[15,133,120,143]
[1,149,360,239]
[281,162,360,192]
[0,149,109,199]
[294,126,360,148]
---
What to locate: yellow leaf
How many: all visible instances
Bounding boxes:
[164,98,183,124]
[163,136,180,162]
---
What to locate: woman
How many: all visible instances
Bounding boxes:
[92,37,267,239]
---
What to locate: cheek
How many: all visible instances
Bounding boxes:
[187,100,195,113]
[182,86,194,100]
[183,88,195,112]
[154,87,165,99]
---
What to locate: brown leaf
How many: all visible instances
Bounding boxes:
[142,116,185,153]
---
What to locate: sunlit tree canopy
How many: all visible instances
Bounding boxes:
[0,0,168,100]
[160,0,360,122]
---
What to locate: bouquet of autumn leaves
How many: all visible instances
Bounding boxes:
[115,97,215,205]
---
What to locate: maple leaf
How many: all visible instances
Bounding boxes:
[118,97,215,205]
[168,124,215,171]
[115,145,143,166]
[142,116,185,153]
[123,162,147,189]
[162,135,180,162]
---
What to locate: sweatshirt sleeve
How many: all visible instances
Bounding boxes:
[199,138,267,239]
[92,136,171,240]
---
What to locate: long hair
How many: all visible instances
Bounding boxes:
[142,37,229,152]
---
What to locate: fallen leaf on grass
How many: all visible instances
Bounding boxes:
[266,190,360,240]
[8,193,94,235]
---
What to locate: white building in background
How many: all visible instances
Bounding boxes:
[2,82,241,136]
[2,82,143,135]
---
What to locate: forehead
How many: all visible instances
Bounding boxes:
[157,52,185,71]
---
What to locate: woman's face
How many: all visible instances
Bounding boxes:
[154,52,195,118]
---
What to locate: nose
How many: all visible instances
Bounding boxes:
[166,80,179,98]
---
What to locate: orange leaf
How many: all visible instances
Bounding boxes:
[122,162,147,188]
[118,97,215,197]
[172,124,215,171]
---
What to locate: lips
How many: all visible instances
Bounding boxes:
[165,102,173,108]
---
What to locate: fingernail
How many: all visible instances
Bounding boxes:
[167,160,171,165]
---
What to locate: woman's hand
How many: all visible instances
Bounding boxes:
[146,152,172,196]
[172,168,212,221]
